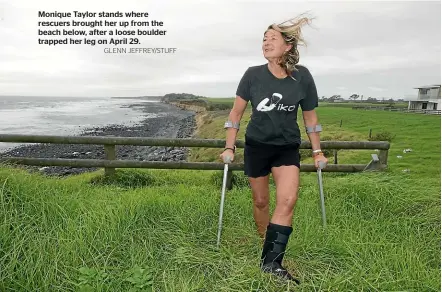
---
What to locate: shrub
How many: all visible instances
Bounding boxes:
[369,131,395,142]
[210,171,250,188]
[206,103,231,111]
[90,169,155,188]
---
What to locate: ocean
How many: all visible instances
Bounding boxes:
[0,96,161,153]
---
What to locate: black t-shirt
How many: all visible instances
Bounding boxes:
[236,63,318,146]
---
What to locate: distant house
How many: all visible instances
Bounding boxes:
[408,85,441,110]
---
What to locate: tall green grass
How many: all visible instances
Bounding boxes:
[0,106,440,291]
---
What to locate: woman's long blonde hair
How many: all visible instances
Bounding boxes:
[266,13,314,75]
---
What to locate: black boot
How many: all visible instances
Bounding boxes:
[260,223,300,284]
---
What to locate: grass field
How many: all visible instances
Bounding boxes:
[0,104,440,291]
[319,102,409,109]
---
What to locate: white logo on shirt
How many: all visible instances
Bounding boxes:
[257,93,296,112]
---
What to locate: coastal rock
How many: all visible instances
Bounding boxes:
[1,101,197,176]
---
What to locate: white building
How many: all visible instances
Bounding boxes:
[408,85,441,111]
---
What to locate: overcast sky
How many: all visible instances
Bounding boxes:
[0,0,440,100]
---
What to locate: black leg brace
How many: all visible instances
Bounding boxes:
[260,223,300,284]
[261,222,293,265]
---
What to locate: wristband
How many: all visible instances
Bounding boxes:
[224,146,236,153]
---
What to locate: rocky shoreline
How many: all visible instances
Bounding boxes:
[0,101,197,176]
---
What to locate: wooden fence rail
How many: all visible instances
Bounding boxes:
[0,134,390,188]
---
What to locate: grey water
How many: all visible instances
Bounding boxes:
[0,96,162,153]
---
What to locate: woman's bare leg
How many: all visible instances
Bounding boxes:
[271,165,300,226]
[248,175,270,238]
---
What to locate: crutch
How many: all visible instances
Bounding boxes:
[317,161,327,228]
[217,155,232,248]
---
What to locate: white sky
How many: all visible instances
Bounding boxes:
[0,0,440,100]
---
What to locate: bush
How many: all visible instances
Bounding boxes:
[231,172,250,188]
[90,169,155,188]
[206,103,231,111]
[369,131,395,142]
[210,171,250,188]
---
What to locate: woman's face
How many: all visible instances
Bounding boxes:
[262,29,291,60]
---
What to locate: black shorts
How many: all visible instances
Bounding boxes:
[243,137,301,178]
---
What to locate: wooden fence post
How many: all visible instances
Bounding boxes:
[335,119,341,164]
[226,169,233,190]
[379,149,388,166]
[104,144,116,177]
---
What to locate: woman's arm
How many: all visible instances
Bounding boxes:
[302,109,321,152]
[225,96,248,150]
[302,109,328,168]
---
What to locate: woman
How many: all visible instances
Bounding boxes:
[220,15,328,283]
